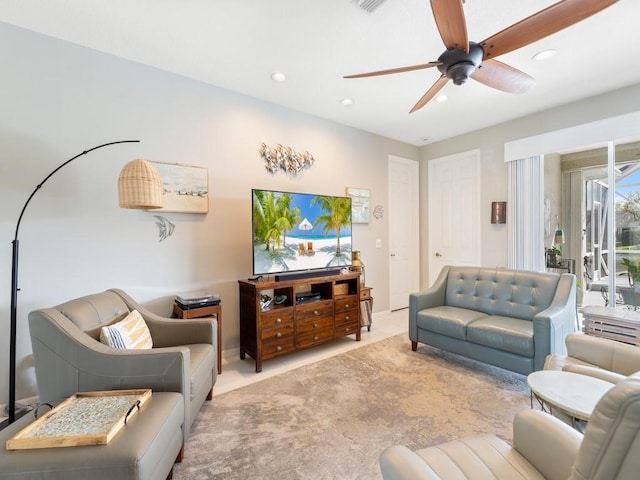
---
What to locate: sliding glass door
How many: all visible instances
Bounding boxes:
[576,141,640,309]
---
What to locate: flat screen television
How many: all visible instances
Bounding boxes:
[252,188,353,277]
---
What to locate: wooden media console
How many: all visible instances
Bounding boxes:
[238,272,361,372]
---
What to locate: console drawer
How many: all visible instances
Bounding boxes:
[296,300,333,321]
[335,310,358,327]
[261,323,294,342]
[297,327,334,349]
[335,320,359,337]
[334,295,358,314]
[297,315,333,335]
[262,337,296,359]
[261,308,294,331]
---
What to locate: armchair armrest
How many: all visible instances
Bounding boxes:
[379,445,440,480]
[562,364,626,384]
[109,288,215,347]
[513,409,581,480]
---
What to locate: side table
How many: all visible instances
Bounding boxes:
[173,302,222,374]
[582,305,640,346]
[527,370,613,429]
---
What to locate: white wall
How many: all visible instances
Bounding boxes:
[419,83,640,289]
[0,23,419,404]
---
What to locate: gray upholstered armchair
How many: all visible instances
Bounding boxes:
[380,372,640,479]
[28,288,217,442]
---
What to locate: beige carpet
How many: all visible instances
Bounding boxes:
[173,334,530,479]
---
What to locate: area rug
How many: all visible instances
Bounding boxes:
[173,334,530,479]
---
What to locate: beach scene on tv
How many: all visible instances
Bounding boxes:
[252,189,352,275]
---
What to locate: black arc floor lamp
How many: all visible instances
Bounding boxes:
[7,139,164,426]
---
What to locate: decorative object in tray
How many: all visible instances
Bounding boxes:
[6,389,151,450]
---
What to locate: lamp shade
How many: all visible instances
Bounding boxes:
[118,159,164,209]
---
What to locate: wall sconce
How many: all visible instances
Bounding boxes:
[491,202,507,224]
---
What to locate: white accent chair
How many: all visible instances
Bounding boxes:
[379,372,640,479]
[543,332,640,383]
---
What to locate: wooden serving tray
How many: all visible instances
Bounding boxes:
[6,389,152,450]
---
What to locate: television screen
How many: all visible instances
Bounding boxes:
[252,189,353,276]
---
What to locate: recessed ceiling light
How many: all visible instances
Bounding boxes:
[340,98,354,106]
[532,49,557,61]
[434,95,448,103]
[270,71,287,82]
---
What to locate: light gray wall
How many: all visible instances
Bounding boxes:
[0,23,419,404]
[419,83,640,289]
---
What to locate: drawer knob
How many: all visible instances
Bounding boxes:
[276,332,282,338]
[345,315,349,321]
[345,304,350,309]
[313,310,319,316]
[275,318,282,323]
[276,345,282,352]
[313,323,319,328]
[345,327,350,332]
[313,336,319,342]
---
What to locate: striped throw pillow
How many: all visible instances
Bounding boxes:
[100,309,153,349]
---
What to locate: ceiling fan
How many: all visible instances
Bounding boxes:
[344,0,619,113]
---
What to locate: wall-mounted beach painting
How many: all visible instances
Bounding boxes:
[346,187,370,223]
[149,161,209,214]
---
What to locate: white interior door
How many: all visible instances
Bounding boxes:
[428,150,481,283]
[388,155,419,311]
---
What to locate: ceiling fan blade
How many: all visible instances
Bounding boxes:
[344,62,441,79]
[470,59,535,94]
[430,0,469,52]
[480,0,618,60]
[409,75,449,113]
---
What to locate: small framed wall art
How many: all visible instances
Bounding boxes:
[149,161,209,214]
[346,187,370,224]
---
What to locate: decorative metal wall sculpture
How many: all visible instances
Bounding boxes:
[259,143,314,175]
[154,215,175,242]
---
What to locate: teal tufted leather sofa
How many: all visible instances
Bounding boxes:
[409,266,577,375]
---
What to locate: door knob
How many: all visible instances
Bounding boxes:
[435,252,442,257]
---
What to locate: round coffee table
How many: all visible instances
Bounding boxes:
[527,370,614,426]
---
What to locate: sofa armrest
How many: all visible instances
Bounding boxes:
[532,274,577,370]
[379,445,440,480]
[513,409,582,480]
[409,266,450,341]
[109,288,215,347]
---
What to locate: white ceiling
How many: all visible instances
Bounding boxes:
[2,0,640,146]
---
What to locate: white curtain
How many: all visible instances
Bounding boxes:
[508,155,545,271]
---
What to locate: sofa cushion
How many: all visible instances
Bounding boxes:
[445,267,560,321]
[56,290,130,334]
[187,343,216,401]
[467,316,534,357]
[417,306,489,340]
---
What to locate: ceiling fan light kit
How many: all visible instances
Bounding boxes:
[437,42,483,85]
[344,0,619,112]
